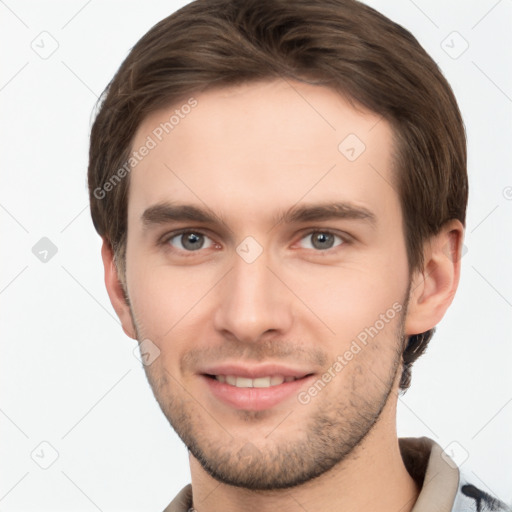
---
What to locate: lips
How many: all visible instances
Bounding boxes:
[200,363,315,411]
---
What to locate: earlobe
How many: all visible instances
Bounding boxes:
[404,220,464,336]
[100,239,137,340]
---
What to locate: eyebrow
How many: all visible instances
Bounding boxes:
[140,201,377,231]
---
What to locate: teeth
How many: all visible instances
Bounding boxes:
[253,377,271,388]
[214,375,298,388]
[236,377,253,388]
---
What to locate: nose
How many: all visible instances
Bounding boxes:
[213,248,294,344]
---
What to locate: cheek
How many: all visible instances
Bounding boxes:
[126,254,217,343]
[283,256,407,343]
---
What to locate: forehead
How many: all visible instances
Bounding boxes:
[127,79,399,230]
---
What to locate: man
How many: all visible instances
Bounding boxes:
[87,0,509,511]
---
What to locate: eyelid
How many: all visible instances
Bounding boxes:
[292,227,352,250]
[159,228,218,250]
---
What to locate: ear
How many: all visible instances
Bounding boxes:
[404,219,465,336]
[100,238,137,340]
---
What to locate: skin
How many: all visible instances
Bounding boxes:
[102,78,464,512]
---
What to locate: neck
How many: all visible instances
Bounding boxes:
[188,392,421,512]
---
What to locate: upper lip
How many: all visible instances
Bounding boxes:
[200,363,314,379]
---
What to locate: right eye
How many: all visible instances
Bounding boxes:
[163,230,217,253]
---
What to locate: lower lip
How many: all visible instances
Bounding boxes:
[201,375,314,411]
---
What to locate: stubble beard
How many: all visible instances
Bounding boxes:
[136,310,406,491]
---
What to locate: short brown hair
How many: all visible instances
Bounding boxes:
[88,0,467,391]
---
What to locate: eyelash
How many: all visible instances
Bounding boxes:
[158,228,351,256]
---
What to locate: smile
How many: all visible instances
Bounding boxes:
[212,375,299,388]
[202,371,315,411]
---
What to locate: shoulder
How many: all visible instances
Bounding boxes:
[162,484,192,512]
[399,436,510,512]
[452,470,511,512]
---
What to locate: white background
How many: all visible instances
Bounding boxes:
[1,0,511,510]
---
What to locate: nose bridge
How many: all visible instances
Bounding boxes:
[213,246,292,342]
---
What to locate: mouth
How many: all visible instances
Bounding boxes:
[200,366,315,411]
[206,374,302,388]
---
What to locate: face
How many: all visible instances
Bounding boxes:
[123,79,412,489]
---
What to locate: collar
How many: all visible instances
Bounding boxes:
[400,436,459,512]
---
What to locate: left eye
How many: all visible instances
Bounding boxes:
[167,231,215,252]
[298,231,344,251]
